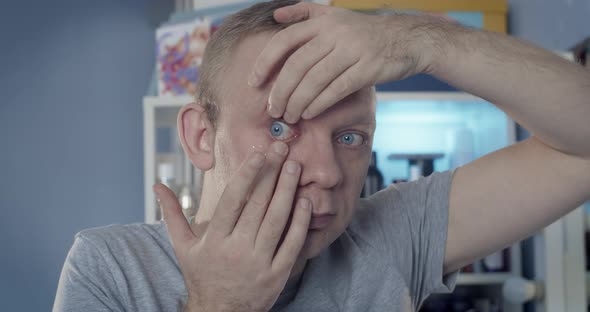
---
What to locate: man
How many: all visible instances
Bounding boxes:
[54,1,590,311]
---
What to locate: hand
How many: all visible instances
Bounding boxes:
[248,2,442,124]
[154,142,312,312]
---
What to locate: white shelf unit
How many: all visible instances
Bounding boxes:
[457,273,515,286]
[143,95,194,224]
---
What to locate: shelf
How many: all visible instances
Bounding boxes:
[457,273,513,286]
[144,96,194,128]
[144,95,194,108]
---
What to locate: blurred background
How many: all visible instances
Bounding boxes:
[0,0,589,311]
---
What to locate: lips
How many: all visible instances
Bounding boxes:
[309,214,336,230]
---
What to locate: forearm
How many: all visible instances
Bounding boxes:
[424,23,590,158]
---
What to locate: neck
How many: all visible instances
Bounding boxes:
[193,173,218,225]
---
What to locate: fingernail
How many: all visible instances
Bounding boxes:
[268,104,277,117]
[300,198,311,210]
[268,98,278,117]
[250,152,265,168]
[284,112,297,124]
[301,109,312,119]
[272,141,288,156]
[286,161,300,174]
[248,73,259,87]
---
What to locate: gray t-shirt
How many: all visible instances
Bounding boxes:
[54,170,457,312]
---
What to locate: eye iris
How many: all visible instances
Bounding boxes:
[342,134,353,144]
[271,122,283,137]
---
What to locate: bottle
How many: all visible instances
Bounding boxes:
[361,151,384,197]
[178,186,196,221]
[483,249,506,272]
[157,162,178,220]
[447,127,474,169]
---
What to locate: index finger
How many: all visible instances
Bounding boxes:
[273,2,331,24]
[248,19,319,89]
[207,151,266,239]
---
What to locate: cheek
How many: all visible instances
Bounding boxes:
[216,128,270,176]
[341,151,372,190]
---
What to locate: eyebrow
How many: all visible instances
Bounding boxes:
[338,116,376,129]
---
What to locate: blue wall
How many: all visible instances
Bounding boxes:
[0,0,588,311]
[0,0,172,310]
[509,0,590,51]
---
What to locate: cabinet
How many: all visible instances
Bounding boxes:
[143,95,197,223]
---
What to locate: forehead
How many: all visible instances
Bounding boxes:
[218,32,375,124]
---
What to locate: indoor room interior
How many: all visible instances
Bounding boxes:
[1,0,589,311]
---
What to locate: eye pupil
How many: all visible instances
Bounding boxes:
[341,134,353,144]
[270,122,284,137]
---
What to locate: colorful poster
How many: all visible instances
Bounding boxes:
[156,18,212,96]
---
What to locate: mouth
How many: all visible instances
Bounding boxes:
[309,213,336,231]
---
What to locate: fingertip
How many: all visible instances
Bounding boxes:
[153,183,163,196]
[301,108,314,120]
[274,3,310,23]
[249,151,266,168]
[248,72,261,87]
[273,7,292,23]
[268,99,283,119]
[299,197,311,211]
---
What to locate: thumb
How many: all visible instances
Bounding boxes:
[154,183,196,251]
[273,2,330,23]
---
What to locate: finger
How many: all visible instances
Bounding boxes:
[154,183,195,251]
[255,160,301,260]
[273,2,331,24]
[208,151,266,239]
[301,61,368,120]
[268,35,335,120]
[284,51,359,123]
[248,19,320,88]
[232,141,289,242]
[272,198,311,272]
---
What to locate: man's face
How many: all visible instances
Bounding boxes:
[209,32,376,259]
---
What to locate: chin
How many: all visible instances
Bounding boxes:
[299,228,340,260]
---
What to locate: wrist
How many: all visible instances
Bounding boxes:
[427,17,476,79]
[394,13,471,77]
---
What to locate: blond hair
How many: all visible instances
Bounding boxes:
[196,0,300,127]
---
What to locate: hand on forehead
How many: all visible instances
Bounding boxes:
[247,2,380,124]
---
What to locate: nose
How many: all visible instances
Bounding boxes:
[293,134,343,189]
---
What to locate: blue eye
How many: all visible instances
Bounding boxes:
[337,132,365,146]
[269,120,296,141]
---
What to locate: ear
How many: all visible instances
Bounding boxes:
[177,103,215,171]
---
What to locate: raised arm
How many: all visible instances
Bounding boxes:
[425,26,590,272]
[249,2,590,273]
